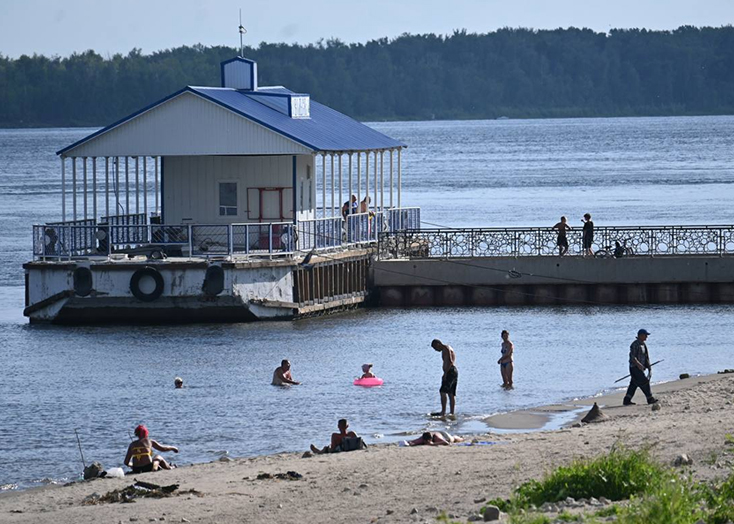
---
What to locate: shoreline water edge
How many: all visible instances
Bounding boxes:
[2,371,732,523]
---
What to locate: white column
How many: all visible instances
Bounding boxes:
[397,148,402,208]
[373,151,378,212]
[105,157,110,218]
[115,157,120,214]
[338,154,343,216]
[92,157,97,220]
[143,157,148,219]
[380,150,384,212]
[154,156,159,215]
[356,152,361,209]
[348,153,352,215]
[389,149,394,208]
[135,156,140,215]
[365,152,370,210]
[61,156,66,222]
[125,157,130,214]
[321,153,326,218]
[72,157,77,221]
[83,157,88,220]
[330,153,335,218]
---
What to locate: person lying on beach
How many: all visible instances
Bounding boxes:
[310,419,361,454]
[360,363,376,379]
[407,430,464,446]
[272,359,301,386]
[124,425,178,473]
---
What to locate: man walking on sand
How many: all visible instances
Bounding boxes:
[431,339,458,418]
[623,329,658,406]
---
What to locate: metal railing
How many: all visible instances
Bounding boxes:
[33,207,420,260]
[297,217,343,251]
[378,225,734,259]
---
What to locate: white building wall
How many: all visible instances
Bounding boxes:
[163,154,314,224]
[64,91,312,158]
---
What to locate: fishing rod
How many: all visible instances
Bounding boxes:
[614,359,664,383]
[74,428,86,470]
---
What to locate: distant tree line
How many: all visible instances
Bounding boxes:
[2,26,734,127]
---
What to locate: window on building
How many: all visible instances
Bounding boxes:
[219,182,237,216]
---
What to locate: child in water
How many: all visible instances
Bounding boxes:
[360,363,375,379]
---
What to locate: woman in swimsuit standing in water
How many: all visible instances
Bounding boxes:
[498,330,514,389]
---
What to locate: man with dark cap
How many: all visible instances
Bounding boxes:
[623,329,658,406]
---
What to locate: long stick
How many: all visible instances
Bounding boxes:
[74,429,86,469]
[614,359,664,383]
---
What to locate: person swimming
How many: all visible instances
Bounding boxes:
[174,377,183,388]
[124,425,179,473]
[360,363,375,379]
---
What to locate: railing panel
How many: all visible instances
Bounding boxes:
[190,225,230,256]
[231,222,294,255]
[378,226,734,259]
[298,217,343,251]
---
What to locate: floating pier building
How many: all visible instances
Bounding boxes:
[25,56,420,323]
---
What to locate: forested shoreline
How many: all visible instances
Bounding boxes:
[1,26,734,127]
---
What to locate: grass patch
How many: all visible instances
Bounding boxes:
[508,446,669,509]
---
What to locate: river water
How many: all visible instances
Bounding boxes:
[1,116,734,491]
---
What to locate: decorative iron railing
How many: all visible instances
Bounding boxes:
[378,225,734,259]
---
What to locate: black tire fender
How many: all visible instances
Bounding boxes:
[73,267,93,297]
[130,266,164,302]
[202,265,225,296]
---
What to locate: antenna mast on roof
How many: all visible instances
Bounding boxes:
[238,9,247,57]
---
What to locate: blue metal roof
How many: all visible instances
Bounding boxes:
[191,86,405,152]
[57,85,405,155]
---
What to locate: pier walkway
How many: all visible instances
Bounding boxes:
[373,225,734,306]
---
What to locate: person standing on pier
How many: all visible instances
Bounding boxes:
[623,329,658,406]
[498,330,514,389]
[553,216,572,256]
[582,213,594,257]
[432,339,458,418]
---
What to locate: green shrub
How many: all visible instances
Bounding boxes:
[512,446,669,508]
[615,477,703,524]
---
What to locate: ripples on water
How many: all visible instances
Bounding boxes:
[1,116,734,490]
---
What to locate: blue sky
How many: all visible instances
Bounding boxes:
[1,0,733,58]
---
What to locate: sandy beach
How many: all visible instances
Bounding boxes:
[2,373,733,524]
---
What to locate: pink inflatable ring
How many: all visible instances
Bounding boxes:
[353,377,384,387]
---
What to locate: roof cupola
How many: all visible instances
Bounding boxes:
[221,57,258,91]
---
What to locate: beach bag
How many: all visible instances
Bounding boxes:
[339,436,367,452]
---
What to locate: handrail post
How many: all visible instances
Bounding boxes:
[228,224,234,257]
[188,224,193,258]
[269,223,273,254]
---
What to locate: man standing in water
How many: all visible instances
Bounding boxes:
[623,329,658,406]
[431,339,458,418]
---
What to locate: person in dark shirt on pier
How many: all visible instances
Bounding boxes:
[623,329,658,406]
[341,195,357,219]
[582,213,594,257]
[431,339,458,418]
[553,216,572,256]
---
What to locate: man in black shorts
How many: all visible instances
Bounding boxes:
[553,216,571,256]
[432,339,458,418]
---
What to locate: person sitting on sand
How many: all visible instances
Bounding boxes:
[272,359,301,386]
[310,419,358,454]
[360,363,375,379]
[124,425,178,474]
[407,430,464,446]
